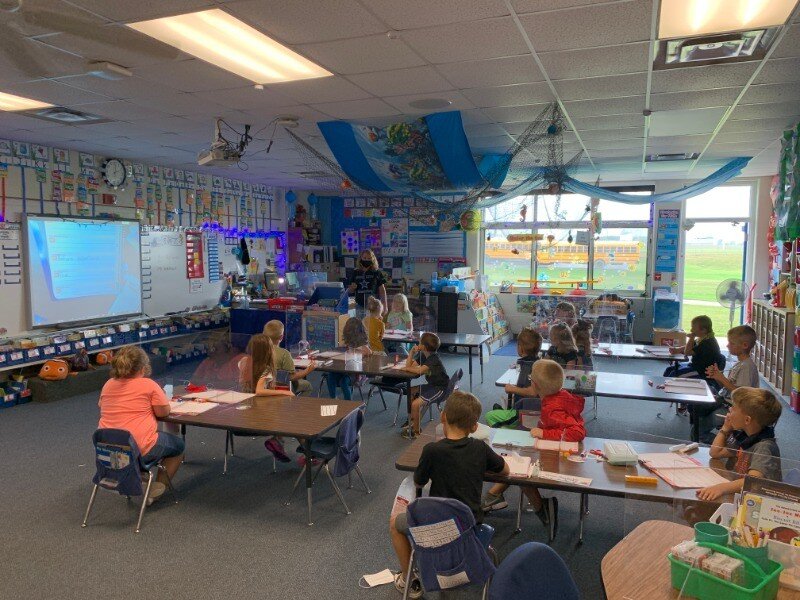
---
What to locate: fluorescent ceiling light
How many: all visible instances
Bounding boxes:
[0,91,52,112]
[659,0,798,39]
[128,9,332,84]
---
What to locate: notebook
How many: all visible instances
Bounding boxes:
[639,452,728,488]
[182,390,251,404]
[490,429,579,452]
[169,401,219,415]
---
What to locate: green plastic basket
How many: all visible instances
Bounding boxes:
[669,542,782,600]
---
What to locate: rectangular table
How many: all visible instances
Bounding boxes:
[396,425,731,539]
[496,368,717,442]
[540,342,678,362]
[162,395,362,525]
[382,331,491,391]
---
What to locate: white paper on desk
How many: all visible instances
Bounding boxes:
[294,358,312,368]
[503,453,532,478]
[537,470,592,487]
[491,428,535,448]
[638,452,702,469]
[321,405,338,416]
[664,383,707,397]
[182,390,251,404]
[317,351,344,359]
[664,377,706,388]
[535,439,580,452]
[645,346,673,356]
[169,401,219,415]
[655,467,728,489]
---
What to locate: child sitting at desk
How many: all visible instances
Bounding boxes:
[545,322,580,367]
[325,317,372,400]
[706,325,759,402]
[363,296,386,354]
[389,391,509,598]
[696,387,782,501]
[263,320,315,395]
[385,293,413,355]
[486,328,543,427]
[98,346,184,505]
[572,319,594,369]
[402,332,450,440]
[481,360,586,542]
[553,301,577,327]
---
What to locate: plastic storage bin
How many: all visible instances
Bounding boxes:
[669,542,782,600]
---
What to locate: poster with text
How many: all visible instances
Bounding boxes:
[360,227,381,252]
[341,229,359,255]
[381,218,408,256]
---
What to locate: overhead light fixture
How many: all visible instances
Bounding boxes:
[646,152,700,162]
[658,0,798,39]
[653,28,779,69]
[86,61,133,81]
[19,106,110,124]
[128,9,332,84]
[0,91,52,112]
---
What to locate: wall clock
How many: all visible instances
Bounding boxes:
[102,158,126,189]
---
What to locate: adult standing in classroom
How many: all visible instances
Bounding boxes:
[347,249,388,317]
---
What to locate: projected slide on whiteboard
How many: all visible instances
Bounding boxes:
[25,216,142,327]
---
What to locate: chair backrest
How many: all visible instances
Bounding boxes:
[446,368,463,396]
[785,468,800,486]
[406,497,496,593]
[91,428,145,496]
[488,542,580,600]
[332,405,365,477]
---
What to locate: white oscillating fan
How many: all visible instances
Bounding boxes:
[716,279,747,329]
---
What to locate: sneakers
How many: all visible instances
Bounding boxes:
[393,572,423,599]
[145,482,166,506]
[400,426,417,440]
[492,403,503,411]
[264,438,291,463]
[297,455,320,467]
[537,496,559,542]
[481,492,508,512]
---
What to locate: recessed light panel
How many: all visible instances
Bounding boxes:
[659,0,798,39]
[0,91,52,112]
[128,9,332,84]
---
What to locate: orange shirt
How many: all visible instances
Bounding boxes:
[98,377,169,455]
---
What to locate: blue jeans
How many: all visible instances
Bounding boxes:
[142,432,185,464]
[327,373,352,400]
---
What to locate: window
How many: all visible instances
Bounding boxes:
[481,189,652,292]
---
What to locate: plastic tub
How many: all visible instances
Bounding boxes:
[695,522,730,545]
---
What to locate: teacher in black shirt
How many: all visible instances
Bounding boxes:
[347,249,388,317]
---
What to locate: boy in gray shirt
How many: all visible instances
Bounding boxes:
[706,325,760,401]
[696,387,783,501]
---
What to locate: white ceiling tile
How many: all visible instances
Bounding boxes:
[483,103,551,123]
[128,90,225,117]
[511,0,609,13]
[2,79,110,106]
[563,95,645,118]
[459,109,493,125]
[298,35,426,75]
[461,82,553,108]
[649,88,739,111]
[648,107,727,136]
[756,57,800,85]
[519,1,651,53]
[713,131,781,145]
[572,113,645,130]
[133,59,252,92]
[382,91,475,114]
[270,77,372,104]
[54,74,176,100]
[589,148,641,159]
[368,0,509,29]
[650,62,758,93]
[77,100,173,120]
[538,42,650,80]
[721,117,800,134]
[192,86,296,112]
[732,102,800,121]
[772,24,800,58]
[401,18,530,63]
[66,0,216,22]
[347,67,454,97]
[742,83,800,105]
[554,73,646,101]
[464,123,510,137]
[578,126,644,141]
[437,55,543,88]
[585,138,645,151]
[310,98,401,120]
[225,0,385,45]
[0,42,88,85]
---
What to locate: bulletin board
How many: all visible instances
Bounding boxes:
[0,223,26,336]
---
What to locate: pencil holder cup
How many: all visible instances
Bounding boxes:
[733,543,770,571]
[695,521,729,545]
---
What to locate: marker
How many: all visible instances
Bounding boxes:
[625,475,658,486]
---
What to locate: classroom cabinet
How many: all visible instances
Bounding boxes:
[752,299,794,396]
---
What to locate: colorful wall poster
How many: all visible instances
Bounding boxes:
[341,229,359,255]
[381,218,408,256]
[359,227,381,252]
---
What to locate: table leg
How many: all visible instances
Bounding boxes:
[479,343,484,384]
[514,486,523,534]
[506,392,513,410]
[181,424,186,462]
[302,438,314,526]
[690,406,700,442]
[468,346,474,391]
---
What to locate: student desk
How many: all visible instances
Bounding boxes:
[539,342,678,362]
[601,520,800,600]
[161,395,362,526]
[396,425,731,540]
[495,369,717,442]
[382,331,491,391]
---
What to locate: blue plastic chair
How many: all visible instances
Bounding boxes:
[785,469,800,486]
[82,428,177,533]
[403,497,497,599]
[286,405,370,515]
[488,542,580,600]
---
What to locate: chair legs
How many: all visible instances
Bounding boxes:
[285,465,308,506]
[323,464,351,515]
[403,548,416,600]
[353,465,371,494]
[134,471,155,534]
[286,460,363,514]
[393,390,406,426]
[81,484,99,528]
[579,493,589,543]
[317,373,328,397]
[160,465,179,505]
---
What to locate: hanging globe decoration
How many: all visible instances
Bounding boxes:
[459,209,481,231]
[307,193,318,220]
[285,189,297,222]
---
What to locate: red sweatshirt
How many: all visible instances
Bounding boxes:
[537,389,586,442]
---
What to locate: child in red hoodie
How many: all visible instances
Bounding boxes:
[481,359,585,541]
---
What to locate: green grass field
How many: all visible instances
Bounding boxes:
[682,245,744,331]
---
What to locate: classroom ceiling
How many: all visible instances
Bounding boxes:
[1,0,799,189]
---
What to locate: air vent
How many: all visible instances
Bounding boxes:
[646,152,699,162]
[654,28,778,70]
[19,107,110,125]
